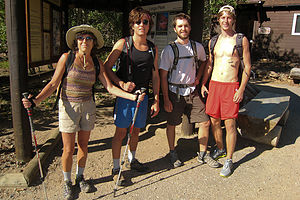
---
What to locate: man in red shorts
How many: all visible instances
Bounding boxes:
[201,5,252,177]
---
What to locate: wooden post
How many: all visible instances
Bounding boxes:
[5,0,33,161]
[190,0,204,42]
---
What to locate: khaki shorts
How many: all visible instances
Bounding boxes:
[58,99,96,133]
[167,90,209,126]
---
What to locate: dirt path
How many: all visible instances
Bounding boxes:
[0,82,300,200]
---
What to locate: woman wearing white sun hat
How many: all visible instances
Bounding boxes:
[22,24,145,199]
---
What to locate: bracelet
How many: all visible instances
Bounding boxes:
[28,96,36,108]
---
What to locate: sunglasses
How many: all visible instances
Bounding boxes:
[135,19,149,26]
[76,36,94,41]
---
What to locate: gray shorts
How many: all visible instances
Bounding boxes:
[58,99,96,133]
[167,90,209,126]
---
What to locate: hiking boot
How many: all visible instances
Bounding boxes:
[210,148,226,160]
[197,152,221,168]
[220,159,233,177]
[170,151,183,168]
[75,175,92,193]
[126,159,148,172]
[112,168,127,186]
[63,181,73,200]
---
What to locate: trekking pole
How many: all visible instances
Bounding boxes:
[22,93,48,200]
[113,88,146,197]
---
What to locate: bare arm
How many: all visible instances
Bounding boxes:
[234,37,252,103]
[195,59,207,86]
[150,46,160,118]
[160,69,172,112]
[98,59,139,101]
[22,53,68,108]
[103,39,135,92]
[201,40,213,98]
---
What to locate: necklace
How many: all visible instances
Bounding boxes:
[78,54,87,70]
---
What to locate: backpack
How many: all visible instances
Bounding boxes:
[116,36,156,82]
[52,50,100,110]
[209,33,246,81]
[168,40,200,100]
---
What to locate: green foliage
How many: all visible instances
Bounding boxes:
[0,0,7,58]
[68,9,123,47]
[202,0,247,42]
[0,60,8,68]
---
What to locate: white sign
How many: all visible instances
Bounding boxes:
[143,1,183,13]
[143,1,183,62]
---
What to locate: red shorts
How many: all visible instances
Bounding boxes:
[206,80,239,120]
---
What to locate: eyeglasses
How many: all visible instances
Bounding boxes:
[135,19,149,26]
[76,36,94,41]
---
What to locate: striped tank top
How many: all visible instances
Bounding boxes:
[61,63,96,102]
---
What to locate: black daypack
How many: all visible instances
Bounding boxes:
[116,36,156,82]
[52,50,100,110]
[209,33,246,81]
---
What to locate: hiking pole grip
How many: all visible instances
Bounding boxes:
[136,87,146,103]
[22,92,48,200]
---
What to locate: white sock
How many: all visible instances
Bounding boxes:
[128,150,136,163]
[113,159,120,170]
[76,165,85,178]
[63,171,71,182]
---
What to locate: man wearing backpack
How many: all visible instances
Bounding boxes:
[201,5,252,177]
[160,13,220,169]
[104,7,160,185]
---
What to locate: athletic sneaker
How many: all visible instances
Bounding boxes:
[63,181,73,200]
[75,175,92,193]
[170,151,183,168]
[112,168,126,186]
[197,152,221,168]
[220,159,233,177]
[210,148,226,160]
[127,159,148,172]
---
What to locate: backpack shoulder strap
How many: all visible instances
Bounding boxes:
[235,33,244,59]
[210,35,219,58]
[92,55,100,80]
[121,36,133,81]
[169,41,179,71]
[235,33,245,70]
[190,39,199,69]
[52,50,75,110]
[209,34,219,69]
[147,39,156,71]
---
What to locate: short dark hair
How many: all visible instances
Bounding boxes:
[172,13,191,28]
[128,7,153,35]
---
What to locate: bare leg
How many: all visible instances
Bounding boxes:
[112,127,127,159]
[198,120,210,152]
[224,118,237,160]
[61,132,76,172]
[166,124,176,150]
[129,127,140,152]
[210,117,224,150]
[77,130,91,168]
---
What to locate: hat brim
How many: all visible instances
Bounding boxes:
[66,25,104,49]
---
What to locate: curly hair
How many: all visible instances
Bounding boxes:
[128,7,153,35]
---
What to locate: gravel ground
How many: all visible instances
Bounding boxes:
[0,81,300,200]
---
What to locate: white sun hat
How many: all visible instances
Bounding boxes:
[218,5,235,15]
[66,24,104,49]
